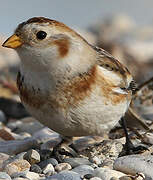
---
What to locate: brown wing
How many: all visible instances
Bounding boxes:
[92,45,135,91]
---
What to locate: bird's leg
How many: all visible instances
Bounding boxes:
[120,117,134,154]
[120,117,148,154]
[52,136,78,162]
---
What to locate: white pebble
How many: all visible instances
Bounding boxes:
[55,163,72,172]
[43,163,55,175]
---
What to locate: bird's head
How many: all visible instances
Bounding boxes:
[3,17,94,74]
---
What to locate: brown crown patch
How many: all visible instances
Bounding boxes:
[23,17,71,31]
[15,17,88,44]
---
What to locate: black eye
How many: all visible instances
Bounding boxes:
[36,31,47,40]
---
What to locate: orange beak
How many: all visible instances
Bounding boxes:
[2,34,23,49]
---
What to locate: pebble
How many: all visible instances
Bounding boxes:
[73,136,105,152]
[119,173,145,180]
[43,163,55,176]
[114,155,153,179]
[12,171,39,180]
[0,153,9,170]
[90,178,102,180]
[84,173,94,179]
[12,178,29,180]
[41,139,61,150]
[0,110,7,124]
[0,128,15,140]
[47,158,58,167]
[142,132,153,145]
[45,171,81,180]
[63,158,92,168]
[2,152,27,169]
[12,117,44,135]
[7,120,22,131]
[39,149,52,161]
[0,172,11,180]
[30,164,42,174]
[90,163,98,169]
[16,132,31,140]
[33,127,62,145]
[111,177,119,180]
[89,156,102,165]
[55,162,72,172]
[101,159,114,169]
[105,140,123,159]
[4,159,31,176]
[38,158,58,169]
[93,167,126,179]
[23,149,40,165]
[13,152,27,161]
[0,137,38,155]
[24,171,39,180]
[72,165,94,177]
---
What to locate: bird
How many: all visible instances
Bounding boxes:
[2,17,135,149]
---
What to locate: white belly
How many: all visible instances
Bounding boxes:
[23,88,130,137]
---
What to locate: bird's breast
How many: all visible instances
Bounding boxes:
[17,71,47,109]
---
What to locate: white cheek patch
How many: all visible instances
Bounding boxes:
[112,87,128,94]
[97,66,122,86]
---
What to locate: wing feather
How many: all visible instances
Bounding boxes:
[92,45,135,92]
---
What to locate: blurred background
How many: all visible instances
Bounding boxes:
[1,0,153,35]
[0,0,153,97]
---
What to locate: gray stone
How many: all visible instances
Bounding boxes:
[90,178,102,180]
[90,163,98,169]
[12,171,39,180]
[12,178,29,180]
[46,171,82,180]
[14,152,27,160]
[8,117,44,135]
[0,153,9,170]
[0,110,6,124]
[47,158,58,167]
[114,155,153,180]
[83,173,94,179]
[41,140,61,150]
[119,173,145,180]
[0,137,38,155]
[38,158,58,170]
[0,172,11,180]
[23,149,40,165]
[33,127,62,145]
[30,164,42,174]
[93,167,126,179]
[72,165,94,176]
[142,133,153,145]
[39,149,52,161]
[7,120,22,131]
[25,171,40,180]
[39,160,51,169]
[89,156,102,165]
[63,158,92,168]
[111,178,120,180]
[55,163,72,172]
